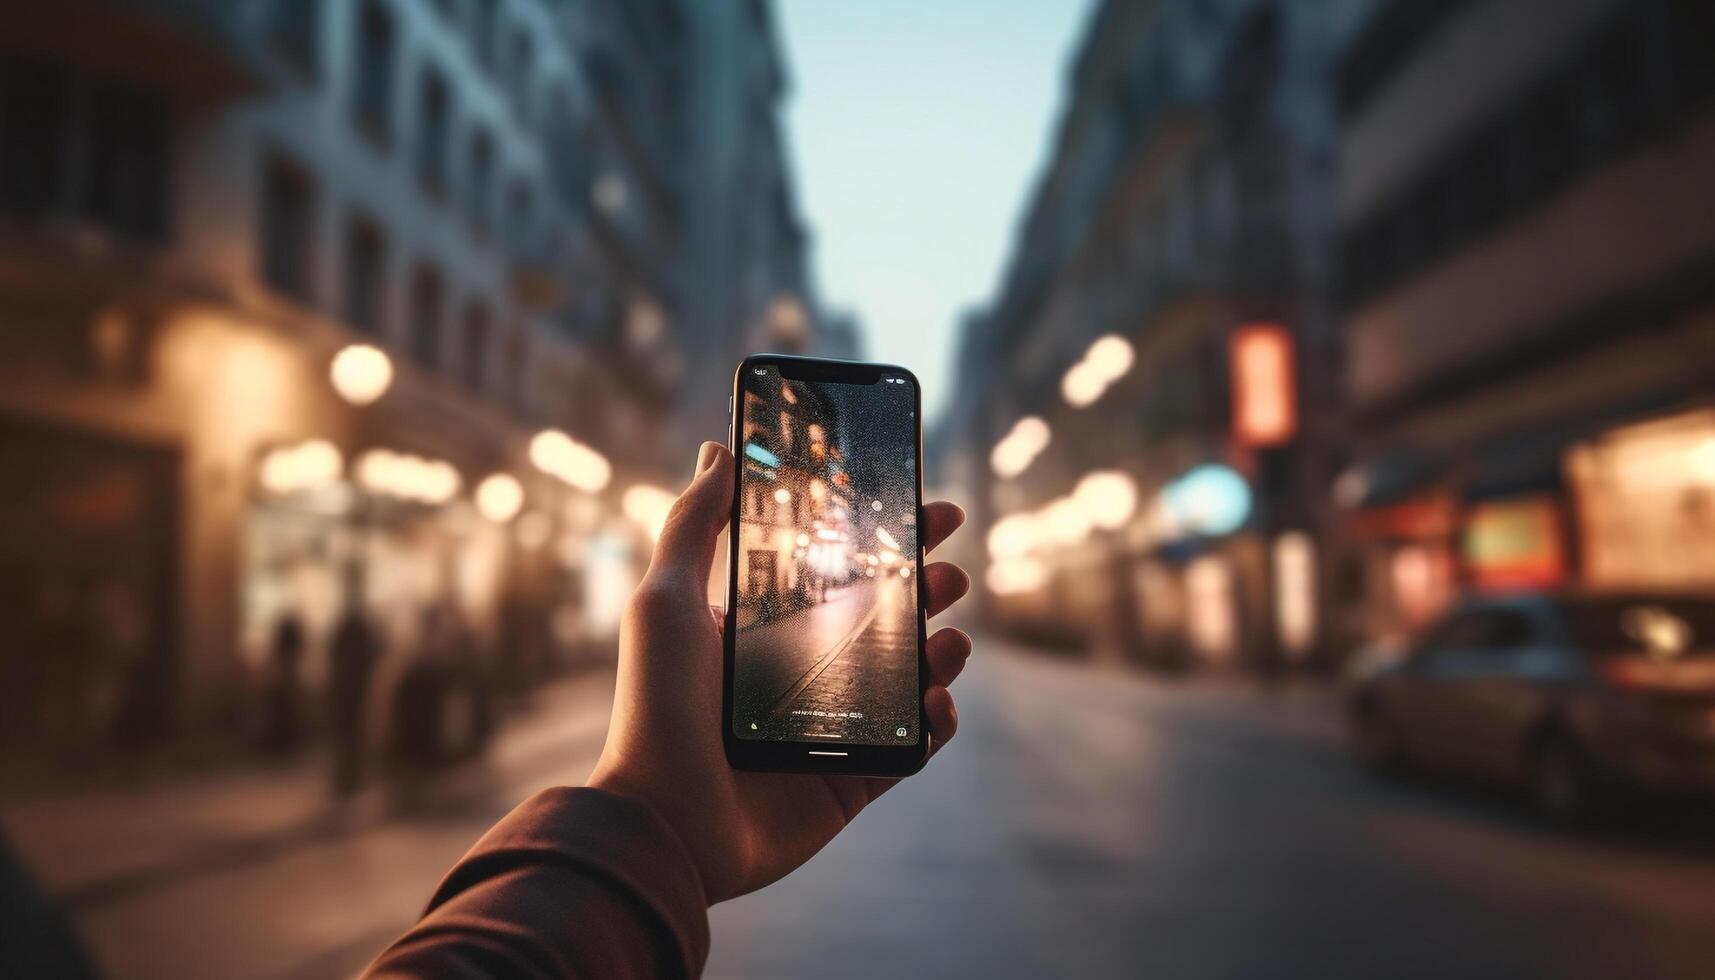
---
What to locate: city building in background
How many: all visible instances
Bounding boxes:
[1331,0,1715,647]
[0,0,837,768]
[946,0,1349,671]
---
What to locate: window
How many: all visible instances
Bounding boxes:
[1523,78,1577,198]
[261,151,317,302]
[472,0,500,74]
[416,67,451,195]
[409,262,444,367]
[508,29,535,126]
[1492,611,1535,649]
[503,328,527,409]
[506,179,532,251]
[1423,609,1534,654]
[352,0,398,145]
[271,0,321,73]
[1666,0,1715,111]
[1582,12,1650,163]
[84,80,170,241]
[0,53,72,217]
[344,214,387,334]
[467,128,494,235]
[459,300,491,391]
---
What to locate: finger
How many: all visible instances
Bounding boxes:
[646,443,734,593]
[921,502,965,556]
[924,685,958,749]
[926,627,972,687]
[922,562,970,619]
[856,685,960,806]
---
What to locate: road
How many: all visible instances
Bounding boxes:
[18,642,1715,979]
[713,646,1715,980]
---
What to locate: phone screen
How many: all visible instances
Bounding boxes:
[730,363,921,747]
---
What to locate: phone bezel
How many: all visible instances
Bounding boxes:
[722,353,932,777]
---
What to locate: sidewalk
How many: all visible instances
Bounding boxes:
[0,669,618,908]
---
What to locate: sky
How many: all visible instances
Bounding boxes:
[775,0,1097,423]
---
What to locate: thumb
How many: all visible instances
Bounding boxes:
[645,442,733,591]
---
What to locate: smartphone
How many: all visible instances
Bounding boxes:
[723,354,929,776]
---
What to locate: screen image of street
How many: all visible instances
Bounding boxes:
[732,366,920,746]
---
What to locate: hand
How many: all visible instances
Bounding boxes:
[587,441,972,903]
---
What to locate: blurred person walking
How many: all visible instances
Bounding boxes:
[328,603,380,798]
[259,610,307,758]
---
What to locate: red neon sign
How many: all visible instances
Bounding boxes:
[1231,323,1297,447]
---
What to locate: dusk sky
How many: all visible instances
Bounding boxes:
[776,0,1097,421]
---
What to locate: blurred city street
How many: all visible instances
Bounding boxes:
[10,639,1715,980]
[734,575,920,743]
[7,0,1715,975]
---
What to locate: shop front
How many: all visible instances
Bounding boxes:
[1567,407,1715,590]
[1336,488,1460,653]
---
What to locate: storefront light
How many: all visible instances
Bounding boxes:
[424,461,460,503]
[515,511,552,549]
[987,512,1040,559]
[259,439,344,495]
[1273,531,1317,657]
[1073,470,1138,530]
[1186,556,1237,660]
[330,344,393,405]
[475,473,525,523]
[986,557,1047,595]
[355,448,461,504]
[774,487,792,505]
[1165,464,1252,537]
[530,429,611,493]
[622,484,677,541]
[1044,496,1093,545]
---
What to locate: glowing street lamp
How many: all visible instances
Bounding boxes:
[475,473,525,523]
[991,416,1052,477]
[1061,334,1135,408]
[330,344,393,405]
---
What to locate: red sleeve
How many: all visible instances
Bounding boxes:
[363,787,710,980]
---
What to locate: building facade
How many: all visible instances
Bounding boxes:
[0,0,826,760]
[1332,0,1715,645]
[954,0,1351,670]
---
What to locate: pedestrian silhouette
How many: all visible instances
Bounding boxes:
[328,605,379,798]
[260,611,306,758]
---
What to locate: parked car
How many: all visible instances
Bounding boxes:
[1346,592,1715,822]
